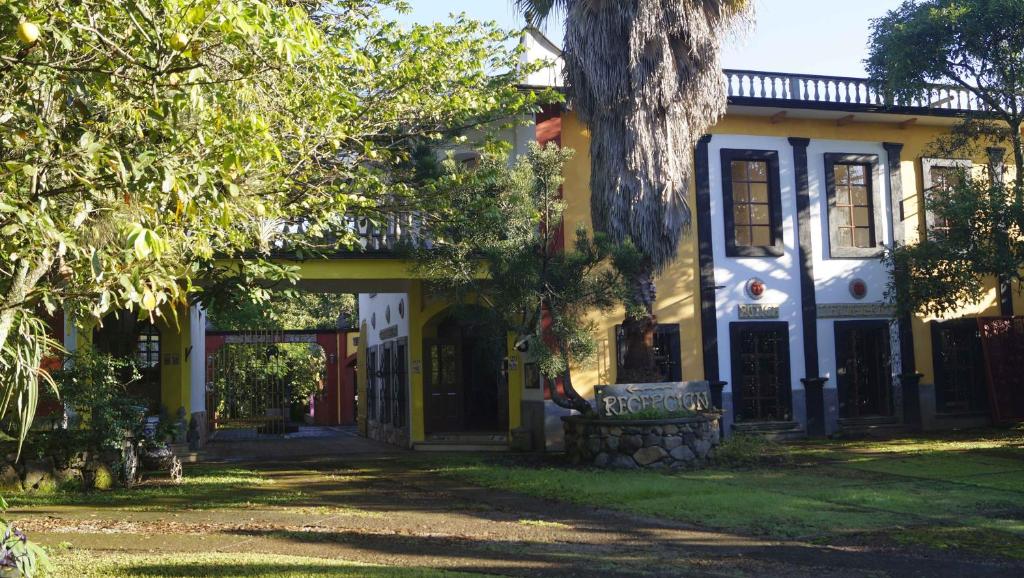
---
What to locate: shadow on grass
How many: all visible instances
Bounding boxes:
[53,552,486,578]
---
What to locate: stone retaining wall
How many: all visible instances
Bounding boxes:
[367,419,408,448]
[563,414,721,469]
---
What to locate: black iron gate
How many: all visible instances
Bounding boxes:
[206,330,291,437]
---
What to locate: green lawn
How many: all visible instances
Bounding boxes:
[49,552,488,578]
[439,428,1024,559]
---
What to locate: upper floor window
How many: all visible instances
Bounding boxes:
[825,153,883,259]
[721,149,783,257]
[921,158,971,241]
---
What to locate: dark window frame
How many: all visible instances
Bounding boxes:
[824,153,884,259]
[720,149,784,257]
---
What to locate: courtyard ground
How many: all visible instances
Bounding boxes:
[4,427,1023,577]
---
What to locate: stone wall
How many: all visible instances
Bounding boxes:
[367,419,409,448]
[563,414,721,469]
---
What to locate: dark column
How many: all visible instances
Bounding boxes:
[988,146,1014,317]
[789,137,827,436]
[695,135,719,383]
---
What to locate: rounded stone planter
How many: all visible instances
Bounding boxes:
[562,413,722,470]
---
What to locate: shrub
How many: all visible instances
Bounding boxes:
[713,434,793,468]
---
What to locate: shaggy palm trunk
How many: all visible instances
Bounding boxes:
[557,0,747,383]
[617,264,662,383]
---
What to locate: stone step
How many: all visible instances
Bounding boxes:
[413,441,509,452]
[732,421,805,441]
[168,443,200,463]
[837,416,907,438]
[426,433,508,444]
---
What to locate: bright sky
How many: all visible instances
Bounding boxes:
[397,0,903,77]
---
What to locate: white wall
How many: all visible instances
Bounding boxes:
[359,293,410,347]
[806,140,901,391]
[708,135,804,412]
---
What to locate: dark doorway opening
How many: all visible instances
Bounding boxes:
[424,312,507,434]
[730,322,792,422]
[835,321,892,418]
[93,312,161,412]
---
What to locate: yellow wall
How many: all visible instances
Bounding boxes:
[561,110,1011,392]
[156,304,192,416]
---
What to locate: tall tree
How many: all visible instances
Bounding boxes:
[0,0,543,438]
[868,0,1024,315]
[414,143,632,414]
[515,0,751,383]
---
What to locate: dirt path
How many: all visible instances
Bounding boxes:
[11,451,1024,577]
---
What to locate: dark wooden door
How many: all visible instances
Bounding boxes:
[836,321,892,418]
[730,322,791,421]
[424,338,463,433]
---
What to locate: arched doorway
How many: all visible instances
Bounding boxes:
[423,310,508,434]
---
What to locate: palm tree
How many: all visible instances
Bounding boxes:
[517,0,751,384]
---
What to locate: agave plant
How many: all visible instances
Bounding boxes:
[516,0,751,385]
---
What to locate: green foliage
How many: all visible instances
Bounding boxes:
[208,292,356,331]
[868,0,1024,315]
[0,516,48,578]
[886,171,1024,315]
[41,351,150,481]
[0,0,548,438]
[414,143,630,411]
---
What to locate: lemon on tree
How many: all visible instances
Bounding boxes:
[16,21,40,45]
[168,31,188,51]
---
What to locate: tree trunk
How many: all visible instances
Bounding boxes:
[616,265,663,384]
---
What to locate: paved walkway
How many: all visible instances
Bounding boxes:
[11,447,1023,577]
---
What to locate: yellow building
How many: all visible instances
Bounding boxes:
[96,29,1018,451]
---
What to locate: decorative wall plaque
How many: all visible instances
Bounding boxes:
[849,278,868,300]
[745,278,767,300]
[738,303,781,319]
[817,303,895,319]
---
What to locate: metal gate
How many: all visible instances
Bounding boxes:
[206,330,291,437]
[977,318,1024,422]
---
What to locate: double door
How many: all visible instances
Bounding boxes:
[835,321,892,418]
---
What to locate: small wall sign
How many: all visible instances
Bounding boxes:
[411,360,422,374]
[738,303,781,319]
[378,325,398,340]
[817,303,895,319]
[595,381,712,417]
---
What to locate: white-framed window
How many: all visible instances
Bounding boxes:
[921,158,972,241]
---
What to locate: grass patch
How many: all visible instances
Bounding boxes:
[50,551,488,578]
[517,519,572,529]
[439,430,1024,558]
[712,434,793,468]
[6,465,309,511]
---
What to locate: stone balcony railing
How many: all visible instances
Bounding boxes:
[724,69,986,114]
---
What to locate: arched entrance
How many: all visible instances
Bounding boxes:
[423,309,508,434]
